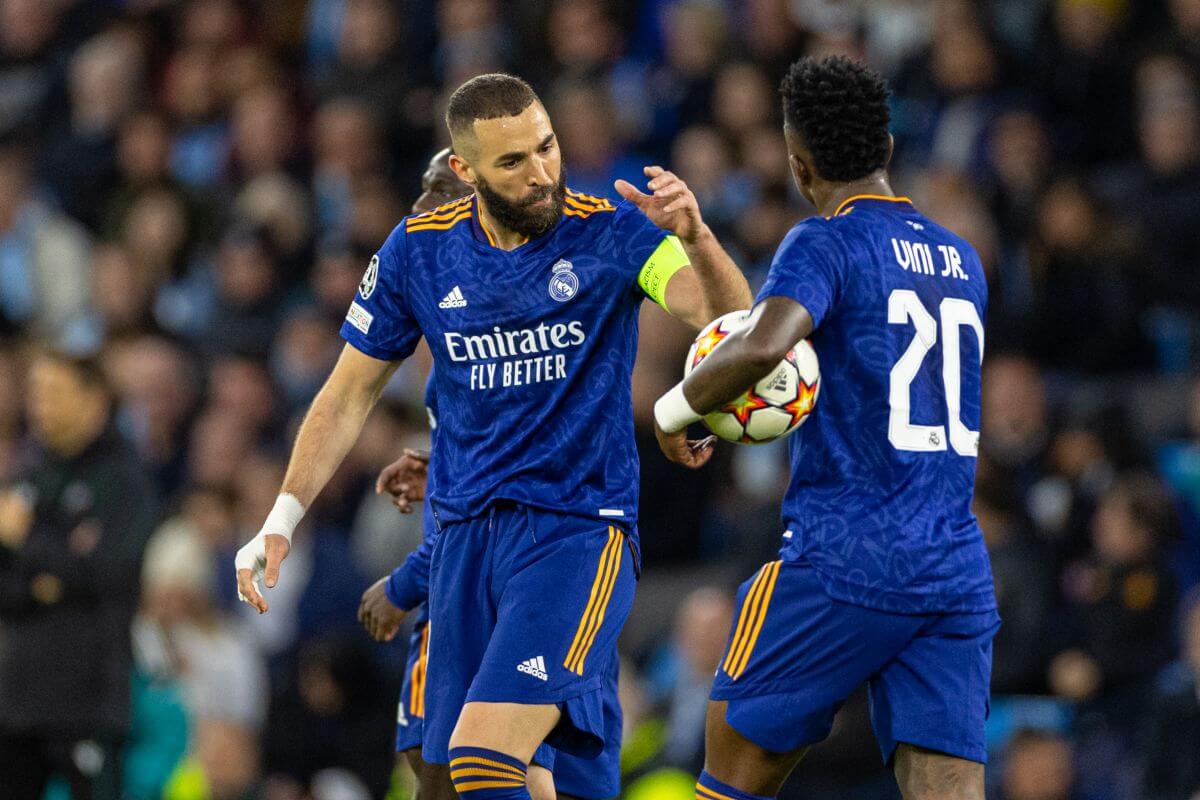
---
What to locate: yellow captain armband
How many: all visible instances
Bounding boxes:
[636,235,690,312]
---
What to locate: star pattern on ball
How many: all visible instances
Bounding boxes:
[723,389,770,427]
[691,326,729,367]
[783,377,820,428]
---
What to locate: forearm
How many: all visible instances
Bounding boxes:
[680,226,752,319]
[385,536,433,611]
[656,297,814,432]
[280,380,381,508]
[682,330,779,414]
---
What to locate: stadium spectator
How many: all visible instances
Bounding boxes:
[976,473,1053,695]
[1048,474,1179,719]
[0,147,91,338]
[659,587,734,772]
[0,350,158,800]
[998,728,1078,800]
[140,519,267,800]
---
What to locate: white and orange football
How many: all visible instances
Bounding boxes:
[683,310,820,444]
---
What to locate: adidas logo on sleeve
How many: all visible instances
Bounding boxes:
[439,286,467,309]
[517,655,548,681]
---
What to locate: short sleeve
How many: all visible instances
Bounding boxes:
[756,220,847,329]
[340,224,422,361]
[611,200,672,277]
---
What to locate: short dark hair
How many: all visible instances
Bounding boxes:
[780,56,891,182]
[445,73,540,139]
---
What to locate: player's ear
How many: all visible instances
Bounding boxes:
[884,133,895,168]
[788,152,810,194]
[448,151,477,188]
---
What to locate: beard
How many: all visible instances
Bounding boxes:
[475,166,567,239]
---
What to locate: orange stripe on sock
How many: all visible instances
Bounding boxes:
[449,757,526,778]
[452,779,525,791]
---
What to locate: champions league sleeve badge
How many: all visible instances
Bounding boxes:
[549,259,579,302]
[359,254,379,300]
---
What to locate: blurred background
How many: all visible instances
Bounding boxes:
[0,0,1199,799]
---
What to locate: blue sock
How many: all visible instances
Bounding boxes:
[697,770,775,800]
[448,747,531,799]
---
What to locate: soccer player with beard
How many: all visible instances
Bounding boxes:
[360,150,624,800]
[236,74,750,799]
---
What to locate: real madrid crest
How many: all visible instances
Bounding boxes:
[548,259,578,302]
[359,254,379,299]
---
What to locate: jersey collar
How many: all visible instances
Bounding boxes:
[831,194,915,218]
[470,195,532,250]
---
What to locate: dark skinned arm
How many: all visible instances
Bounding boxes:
[654,296,815,467]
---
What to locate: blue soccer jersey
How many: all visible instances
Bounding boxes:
[341,192,676,529]
[758,195,994,614]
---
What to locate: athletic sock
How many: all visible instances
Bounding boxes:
[696,770,776,800]
[448,747,532,799]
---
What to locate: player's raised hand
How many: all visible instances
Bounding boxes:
[654,421,716,470]
[235,531,291,613]
[358,577,408,641]
[615,166,705,243]
[375,448,430,514]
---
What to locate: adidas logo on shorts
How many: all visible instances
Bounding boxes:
[517,655,549,681]
[439,286,467,309]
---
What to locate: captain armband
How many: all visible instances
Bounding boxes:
[636,235,690,312]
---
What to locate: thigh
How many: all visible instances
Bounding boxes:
[469,517,635,760]
[423,518,496,766]
[869,609,1000,767]
[710,560,923,753]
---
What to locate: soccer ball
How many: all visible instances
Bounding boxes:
[683,310,820,444]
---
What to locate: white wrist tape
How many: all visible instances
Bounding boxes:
[654,382,702,434]
[262,493,305,544]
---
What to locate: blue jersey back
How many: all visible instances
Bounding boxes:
[342,193,670,529]
[758,196,994,614]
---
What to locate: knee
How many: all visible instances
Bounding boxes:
[894,747,985,800]
[901,789,985,800]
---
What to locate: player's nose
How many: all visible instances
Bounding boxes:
[528,158,553,187]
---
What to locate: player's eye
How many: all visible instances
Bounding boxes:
[539,141,554,153]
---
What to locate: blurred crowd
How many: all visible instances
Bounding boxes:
[1,0,1199,799]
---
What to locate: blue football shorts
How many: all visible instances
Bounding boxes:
[710,559,1000,764]
[422,503,637,773]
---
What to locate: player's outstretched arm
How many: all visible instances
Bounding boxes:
[653,297,814,465]
[236,344,400,613]
[616,167,751,330]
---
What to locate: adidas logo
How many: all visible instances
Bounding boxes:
[438,286,467,309]
[517,655,548,681]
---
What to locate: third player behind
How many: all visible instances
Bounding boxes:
[653,56,998,800]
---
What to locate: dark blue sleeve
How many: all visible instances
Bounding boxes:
[340,224,423,360]
[611,200,671,285]
[384,530,433,610]
[755,220,847,329]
